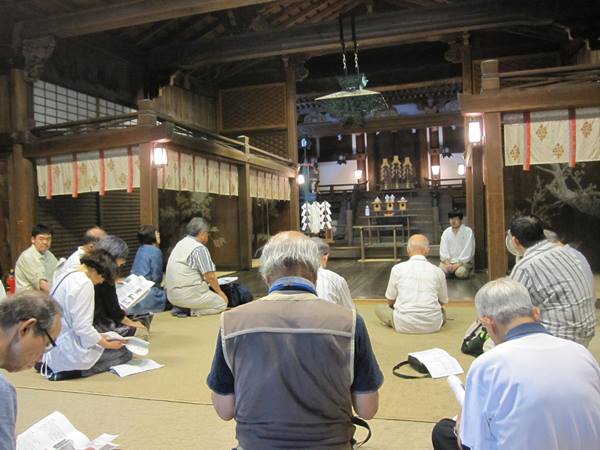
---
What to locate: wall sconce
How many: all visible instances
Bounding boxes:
[468,117,483,144]
[152,144,168,168]
[457,163,466,176]
[431,165,441,177]
[297,173,306,185]
[354,169,363,181]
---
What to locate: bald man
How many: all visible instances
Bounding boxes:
[377,234,448,334]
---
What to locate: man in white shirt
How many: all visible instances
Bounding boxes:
[15,224,58,293]
[432,278,600,450]
[439,209,475,279]
[311,238,354,309]
[377,234,448,333]
[53,226,106,284]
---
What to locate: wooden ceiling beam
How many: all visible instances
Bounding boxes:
[298,112,463,137]
[152,1,553,70]
[18,0,279,39]
[458,84,600,113]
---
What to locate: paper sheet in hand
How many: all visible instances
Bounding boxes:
[408,348,463,378]
[110,358,163,377]
[116,274,154,310]
[17,411,119,450]
[218,276,238,285]
[103,331,149,356]
[447,375,465,407]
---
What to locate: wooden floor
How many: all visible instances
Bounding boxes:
[233,257,487,301]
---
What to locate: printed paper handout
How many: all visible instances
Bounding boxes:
[110,358,163,377]
[17,411,119,450]
[408,348,464,378]
[116,274,154,310]
[103,331,150,356]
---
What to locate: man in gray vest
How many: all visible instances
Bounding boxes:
[165,217,227,317]
[207,231,383,449]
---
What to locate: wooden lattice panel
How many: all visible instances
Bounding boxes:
[219,83,286,132]
[248,131,288,159]
[473,52,560,93]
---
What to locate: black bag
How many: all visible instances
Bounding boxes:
[392,355,431,379]
[221,282,254,308]
[461,321,489,357]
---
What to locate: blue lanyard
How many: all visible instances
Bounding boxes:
[268,277,317,296]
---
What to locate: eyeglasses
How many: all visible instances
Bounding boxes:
[38,326,57,353]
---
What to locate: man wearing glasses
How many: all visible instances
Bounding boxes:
[0,291,62,450]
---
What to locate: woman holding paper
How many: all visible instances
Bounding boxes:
[128,225,167,314]
[41,249,132,381]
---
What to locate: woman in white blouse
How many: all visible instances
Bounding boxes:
[42,249,131,381]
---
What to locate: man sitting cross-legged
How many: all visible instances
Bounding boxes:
[432,278,600,450]
[377,234,448,333]
[207,231,383,449]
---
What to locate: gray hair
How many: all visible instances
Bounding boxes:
[475,277,536,325]
[0,291,62,334]
[260,232,320,282]
[407,235,429,253]
[95,235,129,260]
[311,237,330,256]
[186,217,210,237]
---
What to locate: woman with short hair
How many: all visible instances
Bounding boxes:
[128,225,167,315]
[42,249,131,381]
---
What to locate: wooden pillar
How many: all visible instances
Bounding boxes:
[137,99,159,226]
[284,59,299,230]
[366,133,377,191]
[483,112,506,280]
[0,74,10,274]
[8,69,35,264]
[237,135,252,270]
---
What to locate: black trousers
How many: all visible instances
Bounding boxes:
[432,418,470,450]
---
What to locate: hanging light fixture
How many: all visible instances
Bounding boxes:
[152,143,168,168]
[315,15,387,125]
[354,169,363,181]
[431,165,441,177]
[468,116,483,144]
[457,163,466,176]
[297,173,306,185]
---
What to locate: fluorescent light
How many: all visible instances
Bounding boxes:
[458,163,466,176]
[468,120,482,144]
[354,169,363,180]
[431,165,440,176]
[152,145,168,168]
[297,173,305,185]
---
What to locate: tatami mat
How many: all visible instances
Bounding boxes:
[7,303,600,449]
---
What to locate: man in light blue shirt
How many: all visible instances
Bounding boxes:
[432,278,600,450]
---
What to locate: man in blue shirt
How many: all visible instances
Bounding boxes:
[0,291,62,450]
[432,278,600,450]
[207,231,383,449]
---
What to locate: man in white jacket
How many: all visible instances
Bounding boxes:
[439,209,475,279]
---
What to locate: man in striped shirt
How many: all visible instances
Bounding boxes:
[509,216,596,347]
[165,217,228,317]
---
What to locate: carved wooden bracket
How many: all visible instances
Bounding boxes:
[22,35,56,82]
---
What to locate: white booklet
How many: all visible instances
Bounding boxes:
[408,348,464,379]
[116,274,154,311]
[110,358,163,378]
[102,331,149,356]
[218,276,238,285]
[17,411,119,450]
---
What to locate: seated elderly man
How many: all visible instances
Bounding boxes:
[53,226,106,283]
[165,217,227,317]
[432,278,600,450]
[509,215,595,347]
[15,224,58,293]
[207,231,383,449]
[377,234,448,333]
[0,291,62,450]
[311,237,354,309]
[439,209,475,279]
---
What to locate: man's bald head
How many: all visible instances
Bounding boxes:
[407,234,430,257]
[259,231,320,285]
[82,226,107,253]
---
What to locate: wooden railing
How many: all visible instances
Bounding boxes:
[31,113,138,138]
